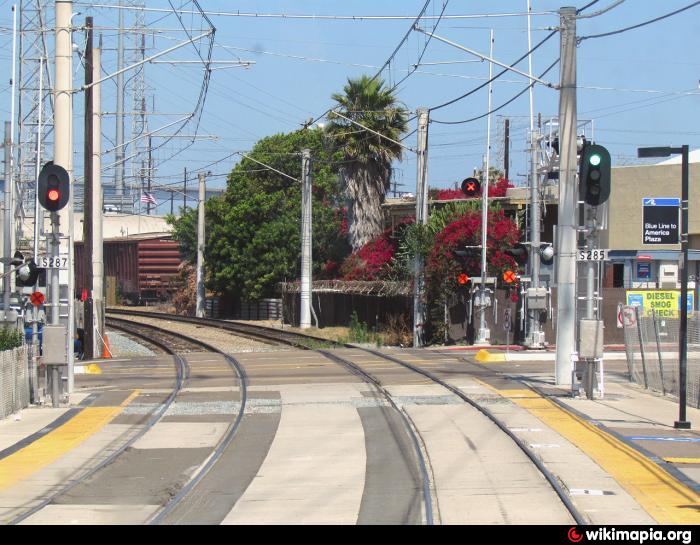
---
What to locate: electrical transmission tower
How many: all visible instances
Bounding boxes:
[17,0,54,227]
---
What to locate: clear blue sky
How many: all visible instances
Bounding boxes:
[0,1,698,209]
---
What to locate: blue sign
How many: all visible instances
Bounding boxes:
[636,262,651,279]
[643,198,680,207]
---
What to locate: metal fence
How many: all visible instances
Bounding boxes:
[622,306,700,408]
[0,345,30,420]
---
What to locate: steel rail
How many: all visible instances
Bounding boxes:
[8,323,189,525]
[102,316,249,525]
[318,350,436,525]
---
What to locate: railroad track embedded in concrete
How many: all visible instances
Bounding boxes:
[107,309,584,524]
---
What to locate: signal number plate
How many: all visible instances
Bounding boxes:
[577,249,609,261]
[38,256,68,269]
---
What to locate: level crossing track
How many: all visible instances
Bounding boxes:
[106,309,585,524]
[99,317,249,525]
[6,318,248,525]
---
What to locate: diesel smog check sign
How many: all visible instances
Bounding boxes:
[643,198,679,245]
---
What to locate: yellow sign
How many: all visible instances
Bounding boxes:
[626,290,694,318]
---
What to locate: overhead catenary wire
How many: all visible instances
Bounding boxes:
[579,1,700,41]
[431,58,560,125]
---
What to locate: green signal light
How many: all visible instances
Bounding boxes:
[589,154,602,166]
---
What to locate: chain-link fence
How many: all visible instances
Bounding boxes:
[622,306,700,408]
[0,346,30,420]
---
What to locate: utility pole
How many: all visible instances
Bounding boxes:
[476,30,495,346]
[525,0,544,349]
[3,122,12,320]
[300,149,312,329]
[115,0,125,200]
[83,17,94,359]
[554,6,578,385]
[147,135,152,215]
[195,172,206,318]
[183,167,188,210]
[92,36,104,359]
[413,108,429,347]
[54,0,74,395]
[504,118,510,181]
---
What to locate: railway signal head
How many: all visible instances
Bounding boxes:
[579,143,611,206]
[505,243,529,266]
[38,162,70,212]
[540,244,555,265]
[460,177,481,198]
[16,258,39,287]
[457,273,471,285]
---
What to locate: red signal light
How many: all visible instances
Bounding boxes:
[457,273,470,285]
[502,270,517,284]
[48,188,60,202]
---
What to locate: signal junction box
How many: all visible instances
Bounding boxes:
[578,319,604,359]
[43,325,68,365]
[527,288,548,310]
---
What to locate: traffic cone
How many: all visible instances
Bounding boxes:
[102,333,113,359]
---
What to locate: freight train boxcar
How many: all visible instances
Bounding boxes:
[75,234,183,304]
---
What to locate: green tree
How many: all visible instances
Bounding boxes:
[326,75,408,251]
[167,128,350,302]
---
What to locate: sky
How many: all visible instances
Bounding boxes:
[0,0,698,213]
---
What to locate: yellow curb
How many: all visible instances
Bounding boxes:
[474,349,506,363]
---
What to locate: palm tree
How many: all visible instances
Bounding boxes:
[326,75,408,251]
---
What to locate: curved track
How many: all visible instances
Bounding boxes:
[103,317,249,525]
[107,308,585,525]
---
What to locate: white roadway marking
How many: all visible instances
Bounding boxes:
[221,384,366,525]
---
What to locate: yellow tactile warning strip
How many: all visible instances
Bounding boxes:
[665,458,700,465]
[86,364,102,374]
[0,389,140,491]
[476,380,700,524]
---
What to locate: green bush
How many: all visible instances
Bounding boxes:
[345,311,382,347]
[0,327,23,352]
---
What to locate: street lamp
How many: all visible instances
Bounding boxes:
[637,145,691,430]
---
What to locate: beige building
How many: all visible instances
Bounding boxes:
[603,154,700,290]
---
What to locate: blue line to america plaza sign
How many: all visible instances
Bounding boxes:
[642,198,680,245]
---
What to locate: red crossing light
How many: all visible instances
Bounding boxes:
[457,273,470,285]
[502,270,517,284]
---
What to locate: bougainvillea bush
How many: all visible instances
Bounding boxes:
[426,205,520,287]
[339,219,414,280]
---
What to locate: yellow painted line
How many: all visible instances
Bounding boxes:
[664,458,700,465]
[475,379,700,524]
[0,389,140,491]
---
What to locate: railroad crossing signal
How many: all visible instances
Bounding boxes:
[30,291,45,306]
[505,243,529,266]
[460,177,481,198]
[38,162,70,212]
[16,258,40,287]
[502,270,517,284]
[457,273,471,285]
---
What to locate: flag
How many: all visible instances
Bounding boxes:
[141,192,157,205]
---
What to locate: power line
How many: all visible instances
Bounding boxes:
[73,4,555,20]
[579,1,700,41]
[428,29,557,112]
[431,58,560,125]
